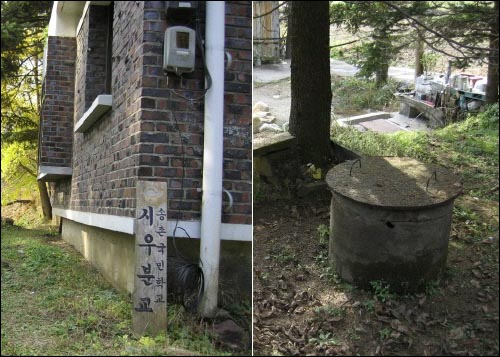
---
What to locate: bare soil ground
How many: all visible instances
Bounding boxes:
[253,189,499,356]
[253,77,292,138]
[253,22,497,354]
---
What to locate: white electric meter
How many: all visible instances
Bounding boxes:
[163,26,196,75]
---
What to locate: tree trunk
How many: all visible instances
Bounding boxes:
[415,35,424,80]
[37,181,52,220]
[374,29,390,87]
[284,2,292,60]
[375,59,389,87]
[289,1,332,169]
[34,51,52,220]
[485,1,499,104]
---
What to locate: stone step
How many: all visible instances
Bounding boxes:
[337,112,391,125]
[253,132,295,156]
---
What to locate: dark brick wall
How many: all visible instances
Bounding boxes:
[74,5,111,121]
[137,1,205,221]
[56,1,144,215]
[222,1,252,224]
[137,1,252,224]
[85,6,111,106]
[39,36,76,168]
[51,179,72,208]
[52,1,251,225]
[74,7,88,123]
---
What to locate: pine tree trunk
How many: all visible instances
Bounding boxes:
[34,52,52,221]
[289,1,332,169]
[375,61,389,87]
[374,29,390,87]
[415,36,424,79]
[485,1,499,104]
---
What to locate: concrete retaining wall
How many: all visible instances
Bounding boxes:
[62,218,136,293]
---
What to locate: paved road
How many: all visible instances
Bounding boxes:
[253,59,415,83]
[253,59,431,135]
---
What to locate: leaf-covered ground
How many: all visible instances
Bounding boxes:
[253,106,499,356]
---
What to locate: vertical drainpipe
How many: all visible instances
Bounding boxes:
[199,1,225,318]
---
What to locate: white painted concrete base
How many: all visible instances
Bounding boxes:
[53,208,252,241]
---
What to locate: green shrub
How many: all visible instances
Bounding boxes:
[332,77,399,115]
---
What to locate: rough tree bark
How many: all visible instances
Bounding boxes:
[289,1,332,169]
[19,161,52,221]
[34,52,52,220]
[37,181,52,220]
[415,35,424,79]
[374,28,390,87]
[375,59,389,87]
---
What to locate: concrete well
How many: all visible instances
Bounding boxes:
[326,157,462,292]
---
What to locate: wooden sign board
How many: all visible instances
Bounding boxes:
[133,180,168,336]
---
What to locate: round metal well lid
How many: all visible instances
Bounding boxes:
[326,157,462,208]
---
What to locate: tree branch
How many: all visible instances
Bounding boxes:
[253,1,288,19]
[19,163,36,178]
[419,32,492,66]
[380,1,498,54]
[330,39,359,49]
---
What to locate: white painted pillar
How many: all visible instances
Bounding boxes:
[199,1,225,317]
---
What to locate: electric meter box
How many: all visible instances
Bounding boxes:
[163,26,196,75]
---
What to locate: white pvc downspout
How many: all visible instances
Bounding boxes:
[199,1,225,318]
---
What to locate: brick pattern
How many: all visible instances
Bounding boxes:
[74,7,88,122]
[56,1,144,216]
[51,179,72,207]
[137,1,205,221]
[137,1,252,223]
[85,6,111,107]
[222,1,252,224]
[75,5,111,122]
[51,1,251,225]
[39,37,76,168]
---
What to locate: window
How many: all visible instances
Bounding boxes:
[74,2,114,133]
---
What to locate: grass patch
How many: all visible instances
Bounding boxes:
[370,280,395,302]
[1,225,229,356]
[0,202,53,231]
[331,124,435,161]
[332,103,499,202]
[317,224,330,247]
[331,76,400,116]
[265,245,298,266]
[314,305,346,317]
[253,174,294,204]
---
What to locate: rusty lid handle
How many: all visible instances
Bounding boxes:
[349,158,362,176]
[426,170,438,191]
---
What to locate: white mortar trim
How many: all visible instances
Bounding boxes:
[76,1,112,36]
[74,94,113,133]
[76,2,90,36]
[52,208,252,241]
[42,40,48,79]
[37,166,73,180]
[49,2,85,37]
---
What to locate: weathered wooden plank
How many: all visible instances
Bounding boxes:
[133,180,168,336]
